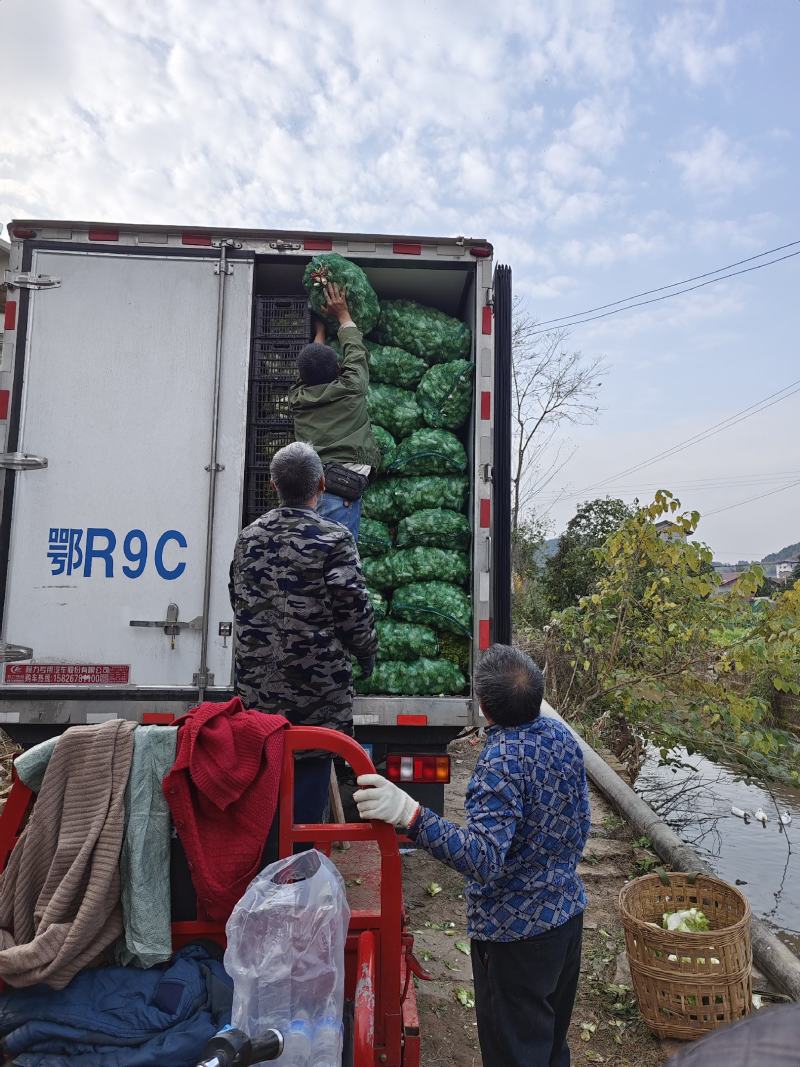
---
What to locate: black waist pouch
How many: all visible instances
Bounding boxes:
[324,464,370,501]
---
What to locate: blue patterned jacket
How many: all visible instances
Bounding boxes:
[409,715,590,941]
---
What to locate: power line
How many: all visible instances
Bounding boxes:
[530,247,800,336]
[534,239,800,327]
[534,471,800,504]
[575,378,800,494]
[703,477,800,518]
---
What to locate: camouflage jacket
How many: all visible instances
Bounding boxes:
[228,506,377,730]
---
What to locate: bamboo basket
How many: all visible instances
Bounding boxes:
[619,872,752,1040]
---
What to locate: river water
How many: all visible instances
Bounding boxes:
[635,749,800,954]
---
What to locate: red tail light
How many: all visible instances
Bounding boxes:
[10,226,36,239]
[181,233,213,246]
[469,246,492,258]
[386,754,451,784]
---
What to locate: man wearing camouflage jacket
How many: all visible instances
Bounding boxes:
[229,440,377,823]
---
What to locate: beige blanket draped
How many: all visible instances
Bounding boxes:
[0,718,136,989]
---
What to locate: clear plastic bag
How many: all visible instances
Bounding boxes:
[224,850,351,1067]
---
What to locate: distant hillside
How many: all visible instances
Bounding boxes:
[531,537,561,567]
[762,541,800,564]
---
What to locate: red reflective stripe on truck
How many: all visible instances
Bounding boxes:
[393,242,422,255]
[3,302,16,331]
[479,620,491,649]
[88,229,119,242]
[304,239,333,251]
[181,233,213,246]
[142,712,176,725]
[0,391,9,420]
[480,498,491,528]
[396,714,428,726]
[480,391,491,420]
[482,306,493,334]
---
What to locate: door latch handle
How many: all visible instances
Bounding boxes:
[129,603,203,650]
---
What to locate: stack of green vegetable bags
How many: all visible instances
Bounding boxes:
[304,256,475,697]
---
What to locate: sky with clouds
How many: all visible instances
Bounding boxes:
[2,0,798,561]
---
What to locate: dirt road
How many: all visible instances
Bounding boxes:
[402,734,680,1066]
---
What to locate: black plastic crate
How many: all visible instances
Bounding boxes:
[248,380,295,426]
[251,338,303,381]
[245,467,280,520]
[247,423,294,467]
[254,295,310,339]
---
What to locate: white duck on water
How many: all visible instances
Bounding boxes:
[730,806,751,824]
[753,808,769,827]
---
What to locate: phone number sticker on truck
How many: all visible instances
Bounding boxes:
[4,664,131,685]
[46,528,187,580]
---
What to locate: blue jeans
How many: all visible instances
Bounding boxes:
[317,491,362,540]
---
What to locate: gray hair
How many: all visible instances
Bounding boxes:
[270,442,324,507]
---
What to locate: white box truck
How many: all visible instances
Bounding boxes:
[0,221,512,811]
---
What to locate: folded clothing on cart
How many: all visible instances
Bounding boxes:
[12,723,179,975]
[0,719,136,990]
[0,942,232,1066]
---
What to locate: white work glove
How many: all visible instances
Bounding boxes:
[354,774,420,830]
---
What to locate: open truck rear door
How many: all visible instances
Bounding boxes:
[0,240,253,696]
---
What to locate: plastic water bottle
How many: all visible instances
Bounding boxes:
[224,850,350,1052]
[282,1016,313,1067]
[311,1017,344,1067]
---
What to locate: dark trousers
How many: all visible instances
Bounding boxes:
[471,912,583,1067]
[261,756,333,864]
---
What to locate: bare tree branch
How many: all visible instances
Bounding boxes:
[511,295,605,531]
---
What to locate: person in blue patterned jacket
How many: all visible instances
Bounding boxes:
[355,643,590,1067]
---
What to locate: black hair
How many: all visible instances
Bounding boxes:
[297,342,339,386]
[474,644,544,727]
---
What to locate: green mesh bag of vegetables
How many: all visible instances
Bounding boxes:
[376,620,439,661]
[366,587,388,620]
[329,339,427,391]
[389,428,467,476]
[367,385,423,440]
[358,518,393,557]
[365,341,427,389]
[389,547,470,586]
[396,509,471,550]
[395,476,468,516]
[372,426,397,472]
[362,481,400,522]
[439,632,472,673]
[303,253,379,334]
[375,300,471,363]
[392,581,472,636]
[417,360,474,431]
[356,657,466,696]
[362,554,393,589]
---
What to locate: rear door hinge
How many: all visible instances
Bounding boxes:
[2,271,62,291]
[269,239,302,252]
[485,287,494,307]
[0,642,33,663]
[0,453,48,471]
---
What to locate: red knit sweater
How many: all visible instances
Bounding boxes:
[163,697,288,921]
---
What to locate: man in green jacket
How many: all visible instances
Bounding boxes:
[289,283,379,540]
